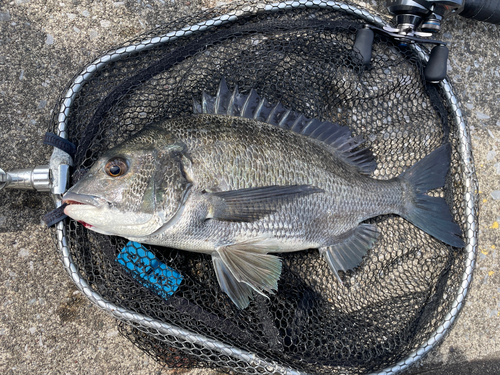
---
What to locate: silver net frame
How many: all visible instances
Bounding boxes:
[49,1,477,374]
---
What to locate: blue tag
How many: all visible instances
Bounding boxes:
[116,241,183,300]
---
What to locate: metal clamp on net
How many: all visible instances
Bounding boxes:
[0,132,75,226]
[0,165,51,192]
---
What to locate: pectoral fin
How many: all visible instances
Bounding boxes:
[320,224,379,283]
[206,185,323,222]
[212,240,283,309]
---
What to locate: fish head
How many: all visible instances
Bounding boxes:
[63,126,190,238]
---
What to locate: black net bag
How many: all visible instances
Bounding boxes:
[48,1,478,374]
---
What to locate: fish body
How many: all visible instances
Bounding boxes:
[63,79,464,308]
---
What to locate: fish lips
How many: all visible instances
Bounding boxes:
[62,191,104,207]
[62,192,108,229]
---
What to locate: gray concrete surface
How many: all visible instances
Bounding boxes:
[0,0,498,374]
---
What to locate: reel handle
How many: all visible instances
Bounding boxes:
[354,25,449,83]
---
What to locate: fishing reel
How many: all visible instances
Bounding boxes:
[354,0,500,82]
[387,0,464,35]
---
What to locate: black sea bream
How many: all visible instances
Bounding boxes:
[62,79,464,308]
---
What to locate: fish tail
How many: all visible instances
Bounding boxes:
[399,143,465,248]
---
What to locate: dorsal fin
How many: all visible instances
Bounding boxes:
[193,78,377,175]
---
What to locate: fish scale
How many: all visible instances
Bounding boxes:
[62,79,464,309]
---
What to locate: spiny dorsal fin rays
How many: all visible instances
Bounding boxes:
[202,90,215,114]
[253,97,266,120]
[192,97,202,114]
[241,89,260,119]
[277,109,291,127]
[232,86,248,117]
[266,101,286,126]
[195,78,377,175]
[215,77,232,115]
[227,83,238,116]
[214,77,255,117]
[289,114,305,132]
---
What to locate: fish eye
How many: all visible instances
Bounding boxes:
[105,158,128,177]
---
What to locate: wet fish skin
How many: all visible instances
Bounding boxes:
[122,115,400,248]
[63,80,464,309]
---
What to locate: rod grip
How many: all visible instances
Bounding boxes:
[459,0,500,24]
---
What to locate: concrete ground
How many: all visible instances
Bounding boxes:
[0,0,498,374]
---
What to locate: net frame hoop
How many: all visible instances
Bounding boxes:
[51,1,477,374]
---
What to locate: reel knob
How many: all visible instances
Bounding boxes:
[425,45,449,83]
[353,27,374,66]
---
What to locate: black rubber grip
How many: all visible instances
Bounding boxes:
[425,45,449,82]
[43,204,68,227]
[44,132,77,157]
[353,28,374,66]
[459,0,500,24]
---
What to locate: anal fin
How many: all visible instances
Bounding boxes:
[212,240,282,309]
[320,223,379,283]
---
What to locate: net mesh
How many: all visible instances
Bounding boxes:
[50,1,478,374]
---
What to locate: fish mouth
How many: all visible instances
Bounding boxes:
[62,192,106,229]
[62,192,102,207]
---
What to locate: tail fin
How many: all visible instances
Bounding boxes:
[400,144,465,248]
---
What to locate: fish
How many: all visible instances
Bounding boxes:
[62,78,464,309]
